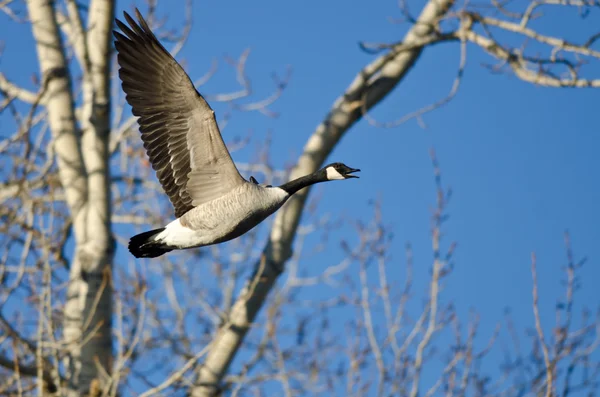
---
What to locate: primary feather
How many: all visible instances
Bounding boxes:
[114,10,244,218]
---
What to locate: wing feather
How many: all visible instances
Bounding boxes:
[114,9,245,218]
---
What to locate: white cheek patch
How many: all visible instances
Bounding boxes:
[326,167,345,180]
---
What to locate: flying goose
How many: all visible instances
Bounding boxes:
[114,10,360,258]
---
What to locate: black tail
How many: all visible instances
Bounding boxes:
[128,228,173,258]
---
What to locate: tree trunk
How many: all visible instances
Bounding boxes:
[26,0,115,394]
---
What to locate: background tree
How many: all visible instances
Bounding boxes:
[0,0,598,396]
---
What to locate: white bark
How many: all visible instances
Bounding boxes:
[26,0,115,394]
[192,0,455,395]
[75,1,115,394]
[25,0,87,237]
[0,72,40,103]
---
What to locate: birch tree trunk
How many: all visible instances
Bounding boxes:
[26,0,115,394]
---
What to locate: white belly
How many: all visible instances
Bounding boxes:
[156,219,202,247]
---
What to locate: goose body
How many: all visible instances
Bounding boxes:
[156,183,288,249]
[114,10,359,258]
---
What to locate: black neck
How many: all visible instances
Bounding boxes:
[279,169,327,195]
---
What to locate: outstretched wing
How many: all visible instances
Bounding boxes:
[114,9,245,218]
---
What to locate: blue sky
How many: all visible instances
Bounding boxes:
[175,0,599,346]
[183,0,599,392]
[1,0,598,394]
[155,0,600,392]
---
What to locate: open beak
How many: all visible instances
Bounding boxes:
[346,168,360,179]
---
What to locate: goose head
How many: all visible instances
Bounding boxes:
[324,162,360,180]
[277,162,360,195]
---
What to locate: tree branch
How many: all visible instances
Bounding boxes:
[0,73,39,104]
[191,0,456,395]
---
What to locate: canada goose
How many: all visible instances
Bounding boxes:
[114,10,360,258]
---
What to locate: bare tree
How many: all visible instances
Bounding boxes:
[0,0,598,396]
[0,1,287,394]
[8,0,114,394]
[192,0,600,395]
